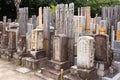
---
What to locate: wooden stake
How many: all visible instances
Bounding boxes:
[85,7,90,34]
[39,7,42,29]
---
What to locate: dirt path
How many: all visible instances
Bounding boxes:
[0,59,43,80]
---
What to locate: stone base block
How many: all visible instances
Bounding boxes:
[48,59,70,71]
[41,67,70,80]
[22,57,48,70]
[37,59,70,80]
[64,65,98,80]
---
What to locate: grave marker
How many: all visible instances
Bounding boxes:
[77,36,95,69]
[19,8,28,36]
[31,29,43,51]
[95,34,113,76]
[53,34,68,62]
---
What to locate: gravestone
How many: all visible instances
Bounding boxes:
[31,29,43,51]
[22,29,47,70]
[64,36,98,80]
[26,23,33,51]
[38,34,70,80]
[77,36,95,69]
[19,8,28,36]
[53,34,68,62]
[94,34,113,76]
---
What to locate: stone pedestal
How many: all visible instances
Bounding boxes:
[22,57,48,70]
[64,66,98,80]
[20,50,47,70]
[48,59,70,71]
[37,34,70,80]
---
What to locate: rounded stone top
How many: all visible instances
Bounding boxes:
[78,36,94,40]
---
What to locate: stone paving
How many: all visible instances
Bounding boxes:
[0,59,43,80]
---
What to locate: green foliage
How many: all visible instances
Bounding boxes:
[50,5,56,13]
[0,0,120,20]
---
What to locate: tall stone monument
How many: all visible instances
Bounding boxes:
[64,36,97,80]
[95,34,113,76]
[39,34,70,80]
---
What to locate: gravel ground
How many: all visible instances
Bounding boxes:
[0,59,43,80]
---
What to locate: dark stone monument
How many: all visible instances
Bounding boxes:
[94,34,113,76]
